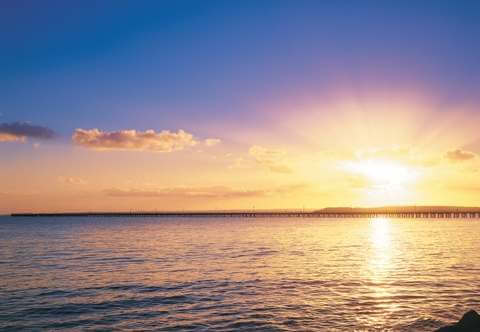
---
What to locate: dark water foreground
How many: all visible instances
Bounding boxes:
[0,216,479,331]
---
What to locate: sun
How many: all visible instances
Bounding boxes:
[352,160,415,186]
[341,158,420,205]
[344,159,417,187]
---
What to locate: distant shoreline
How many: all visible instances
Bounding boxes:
[10,206,480,219]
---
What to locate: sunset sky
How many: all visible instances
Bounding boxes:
[1,1,480,213]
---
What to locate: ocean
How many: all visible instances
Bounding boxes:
[0,216,479,331]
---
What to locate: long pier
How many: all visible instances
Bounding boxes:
[10,207,480,219]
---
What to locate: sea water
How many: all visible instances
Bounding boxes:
[0,216,479,331]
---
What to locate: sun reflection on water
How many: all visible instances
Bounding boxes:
[367,217,398,324]
[371,217,391,249]
[369,217,393,273]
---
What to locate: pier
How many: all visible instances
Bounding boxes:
[10,206,480,219]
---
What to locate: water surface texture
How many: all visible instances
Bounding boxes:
[0,216,479,331]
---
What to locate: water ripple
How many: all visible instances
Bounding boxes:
[0,216,479,331]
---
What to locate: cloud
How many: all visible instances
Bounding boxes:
[58,176,87,185]
[248,145,292,173]
[104,184,306,199]
[445,149,477,162]
[205,138,221,146]
[72,128,201,152]
[0,122,55,142]
[229,157,252,170]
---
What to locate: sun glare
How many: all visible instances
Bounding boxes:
[344,159,417,186]
[341,159,420,206]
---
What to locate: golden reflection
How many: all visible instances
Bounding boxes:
[368,217,397,321]
[368,218,394,296]
[370,217,391,250]
[369,217,393,276]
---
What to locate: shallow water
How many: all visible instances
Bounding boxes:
[0,216,479,331]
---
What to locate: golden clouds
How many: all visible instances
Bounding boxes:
[104,184,306,199]
[72,128,197,152]
[445,149,477,162]
[72,128,220,152]
[0,133,23,142]
[58,176,87,185]
[205,138,221,146]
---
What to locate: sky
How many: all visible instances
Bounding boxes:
[1,1,480,213]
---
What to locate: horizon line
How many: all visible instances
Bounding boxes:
[8,205,480,217]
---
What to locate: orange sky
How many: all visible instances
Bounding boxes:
[2,94,480,214]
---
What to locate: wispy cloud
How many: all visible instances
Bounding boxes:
[249,145,292,173]
[205,138,221,146]
[445,149,477,162]
[58,176,87,185]
[72,128,202,152]
[104,184,306,199]
[0,122,55,142]
[229,156,252,170]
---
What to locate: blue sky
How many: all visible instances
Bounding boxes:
[2,1,479,137]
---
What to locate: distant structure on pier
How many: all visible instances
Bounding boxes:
[313,206,480,219]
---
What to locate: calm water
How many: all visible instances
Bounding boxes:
[0,216,479,331]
